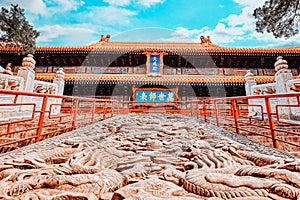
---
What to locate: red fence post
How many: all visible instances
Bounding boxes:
[92,101,95,123]
[203,101,207,122]
[72,99,78,131]
[103,101,107,120]
[13,95,18,104]
[190,101,193,116]
[119,101,122,114]
[7,94,20,134]
[231,99,240,135]
[214,100,219,126]
[196,101,199,118]
[111,101,114,117]
[265,97,279,148]
[36,95,48,142]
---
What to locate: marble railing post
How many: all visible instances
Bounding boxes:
[52,68,65,114]
[16,54,36,111]
[245,70,256,96]
[53,68,65,96]
[286,75,300,117]
[17,54,36,93]
[244,70,257,116]
[274,56,293,118]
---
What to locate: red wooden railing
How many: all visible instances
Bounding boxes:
[0,89,115,153]
[187,93,300,155]
[1,89,300,156]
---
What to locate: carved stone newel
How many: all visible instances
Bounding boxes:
[274,56,292,94]
[53,68,65,96]
[245,70,257,116]
[3,63,13,76]
[17,54,36,93]
[244,70,256,96]
[274,56,293,117]
[51,68,65,114]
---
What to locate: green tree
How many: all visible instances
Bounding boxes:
[254,0,300,38]
[0,4,40,54]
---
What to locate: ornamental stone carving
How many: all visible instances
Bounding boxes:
[54,68,65,80]
[274,56,289,73]
[287,74,300,92]
[244,70,255,82]
[33,81,58,94]
[0,63,24,91]
[21,54,36,70]
[0,76,23,91]
[0,114,299,199]
[3,63,13,75]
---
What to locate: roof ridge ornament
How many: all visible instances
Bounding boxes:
[200,35,211,45]
[99,34,111,43]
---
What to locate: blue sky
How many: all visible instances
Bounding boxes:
[1,0,300,48]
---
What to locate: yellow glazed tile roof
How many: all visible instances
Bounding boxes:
[1,41,300,54]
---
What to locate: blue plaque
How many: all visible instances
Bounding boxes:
[136,90,175,102]
[149,55,160,73]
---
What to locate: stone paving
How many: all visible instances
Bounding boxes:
[0,113,299,200]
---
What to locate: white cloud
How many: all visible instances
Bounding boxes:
[158,26,240,44]
[227,0,300,47]
[0,0,86,15]
[154,1,260,46]
[136,0,164,7]
[54,0,84,10]
[0,0,47,15]
[195,23,247,44]
[36,4,137,45]
[103,0,131,6]
[226,7,253,28]
[37,24,98,45]
[33,2,136,45]
[186,0,264,45]
[103,0,164,7]
[232,0,265,8]
[162,27,202,42]
[44,0,85,13]
[249,31,300,47]
[166,0,300,48]
[165,0,297,47]
[82,6,136,25]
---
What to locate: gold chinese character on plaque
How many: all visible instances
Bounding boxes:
[141,92,147,101]
[158,92,165,101]
[149,92,156,101]
[152,56,158,70]
[167,92,174,102]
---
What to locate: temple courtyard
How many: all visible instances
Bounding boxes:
[0,113,299,200]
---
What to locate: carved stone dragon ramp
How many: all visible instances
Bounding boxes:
[0,113,299,200]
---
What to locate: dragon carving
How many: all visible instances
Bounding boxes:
[0,114,299,199]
